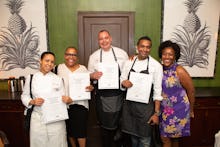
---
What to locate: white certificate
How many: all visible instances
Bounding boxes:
[98,62,119,89]
[69,72,91,100]
[41,92,68,124]
[126,72,153,104]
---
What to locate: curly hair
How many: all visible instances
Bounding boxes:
[158,40,181,61]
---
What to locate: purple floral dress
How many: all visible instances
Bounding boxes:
[159,63,190,138]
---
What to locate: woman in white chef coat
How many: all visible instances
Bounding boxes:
[21,51,68,147]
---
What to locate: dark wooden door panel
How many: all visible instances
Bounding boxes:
[78,11,135,66]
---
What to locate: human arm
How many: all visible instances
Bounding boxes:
[121,80,133,88]
[120,60,133,90]
[85,85,94,92]
[117,48,129,70]
[57,75,74,104]
[148,100,160,125]
[62,96,73,104]
[29,98,44,106]
[151,61,163,102]
[90,72,103,80]
[177,65,195,118]
[148,60,163,124]
[87,52,103,80]
[21,75,44,107]
[129,55,136,61]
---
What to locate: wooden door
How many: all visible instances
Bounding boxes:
[78,11,135,66]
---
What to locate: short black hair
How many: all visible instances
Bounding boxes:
[137,36,152,46]
[65,46,77,52]
[158,40,181,61]
[99,29,111,36]
[40,51,55,60]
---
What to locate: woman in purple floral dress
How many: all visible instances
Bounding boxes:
[158,40,195,147]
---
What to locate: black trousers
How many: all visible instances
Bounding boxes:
[101,128,131,147]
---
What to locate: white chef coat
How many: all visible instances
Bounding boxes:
[120,55,163,101]
[21,71,67,147]
[88,46,129,73]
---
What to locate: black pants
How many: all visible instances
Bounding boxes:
[101,128,131,147]
[101,128,115,147]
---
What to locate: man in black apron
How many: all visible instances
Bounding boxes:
[120,36,163,147]
[88,30,129,147]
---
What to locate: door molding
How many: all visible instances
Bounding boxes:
[78,11,135,65]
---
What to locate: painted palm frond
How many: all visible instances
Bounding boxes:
[0,26,40,71]
[172,24,210,68]
[0,0,40,71]
[0,28,19,48]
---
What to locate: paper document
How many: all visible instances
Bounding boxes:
[98,62,119,89]
[69,72,91,100]
[126,72,153,104]
[41,92,68,124]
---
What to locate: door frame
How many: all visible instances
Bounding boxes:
[78,11,135,65]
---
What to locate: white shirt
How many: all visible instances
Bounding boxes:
[120,56,163,101]
[21,71,64,112]
[57,63,89,109]
[21,71,67,147]
[88,46,129,72]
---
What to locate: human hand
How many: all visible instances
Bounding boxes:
[86,85,94,92]
[122,80,133,88]
[62,96,73,104]
[190,110,194,118]
[129,55,136,61]
[147,114,159,125]
[90,71,103,80]
[32,98,44,106]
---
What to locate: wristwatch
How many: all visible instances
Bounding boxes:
[154,111,161,116]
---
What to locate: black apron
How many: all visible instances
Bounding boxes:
[122,57,154,138]
[95,48,124,130]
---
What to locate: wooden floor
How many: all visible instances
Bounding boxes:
[68,96,131,147]
[86,97,102,147]
[87,124,102,147]
[85,98,132,147]
[76,98,215,147]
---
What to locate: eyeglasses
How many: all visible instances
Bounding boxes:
[65,53,77,57]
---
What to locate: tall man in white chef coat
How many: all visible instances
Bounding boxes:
[88,30,129,147]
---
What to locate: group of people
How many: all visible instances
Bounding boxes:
[21,30,195,147]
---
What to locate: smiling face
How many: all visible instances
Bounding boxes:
[161,47,176,67]
[64,47,78,68]
[40,54,55,74]
[98,31,112,51]
[137,39,152,60]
